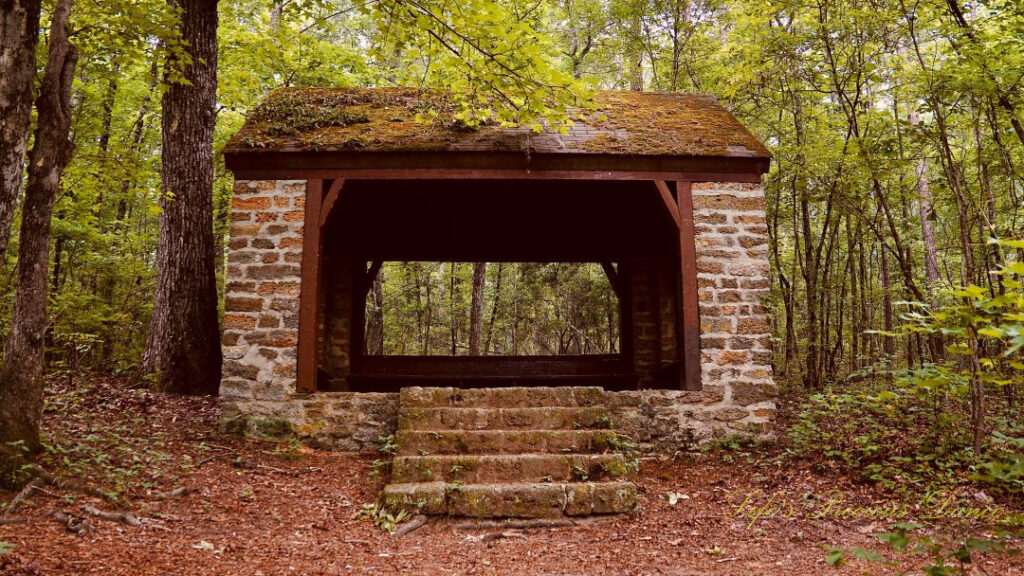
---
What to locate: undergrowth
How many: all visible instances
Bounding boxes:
[788,373,1023,498]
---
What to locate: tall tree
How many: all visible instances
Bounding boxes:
[143,0,221,394]
[469,262,486,355]
[0,0,42,261]
[0,0,77,484]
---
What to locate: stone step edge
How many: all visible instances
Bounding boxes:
[391,453,632,484]
[396,429,623,455]
[399,386,607,408]
[382,481,639,518]
[397,406,615,431]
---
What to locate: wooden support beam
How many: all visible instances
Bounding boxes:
[600,261,622,298]
[655,180,681,229]
[297,179,325,393]
[362,260,383,297]
[319,178,345,228]
[675,181,701,391]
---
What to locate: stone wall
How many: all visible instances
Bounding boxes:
[692,182,776,432]
[219,179,776,452]
[221,180,306,407]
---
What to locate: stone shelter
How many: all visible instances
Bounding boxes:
[220,87,777,455]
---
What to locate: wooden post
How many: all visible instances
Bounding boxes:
[675,181,701,391]
[619,260,635,376]
[297,179,324,392]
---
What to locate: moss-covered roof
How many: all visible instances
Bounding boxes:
[225,87,770,159]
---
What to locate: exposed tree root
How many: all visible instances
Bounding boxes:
[393,514,428,536]
[27,465,118,504]
[164,487,190,499]
[481,530,527,542]
[53,511,94,536]
[3,477,43,517]
[81,505,142,527]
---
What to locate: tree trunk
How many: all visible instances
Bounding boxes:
[0,0,76,484]
[0,0,42,262]
[143,0,221,394]
[911,112,944,362]
[846,218,860,370]
[469,262,486,355]
[484,262,503,353]
[880,241,895,357]
[365,269,384,355]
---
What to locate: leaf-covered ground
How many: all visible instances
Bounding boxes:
[0,376,1021,575]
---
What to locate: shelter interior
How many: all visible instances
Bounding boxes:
[312,178,695,392]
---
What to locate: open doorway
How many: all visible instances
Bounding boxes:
[364,262,621,357]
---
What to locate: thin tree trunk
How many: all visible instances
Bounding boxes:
[468,262,485,355]
[365,269,384,355]
[880,240,895,356]
[484,262,503,353]
[143,0,221,394]
[449,262,457,355]
[0,0,42,262]
[0,0,76,482]
[910,112,944,362]
[846,218,860,370]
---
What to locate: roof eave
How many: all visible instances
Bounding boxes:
[224,150,770,182]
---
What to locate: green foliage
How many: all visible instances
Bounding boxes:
[368,0,588,128]
[376,434,397,455]
[375,262,620,355]
[791,387,973,493]
[977,433,1024,493]
[353,502,411,534]
[828,523,1019,575]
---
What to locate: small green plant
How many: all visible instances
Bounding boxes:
[594,413,615,430]
[607,432,642,474]
[353,502,410,534]
[368,459,390,476]
[377,434,398,456]
[0,541,14,555]
[571,463,589,481]
[274,437,305,461]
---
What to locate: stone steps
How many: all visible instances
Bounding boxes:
[397,406,614,431]
[382,386,639,519]
[396,429,618,455]
[400,386,607,408]
[382,481,638,518]
[391,453,630,484]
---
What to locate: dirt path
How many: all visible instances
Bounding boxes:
[1,377,1020,575]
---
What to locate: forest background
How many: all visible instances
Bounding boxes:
[0,0,1022,495]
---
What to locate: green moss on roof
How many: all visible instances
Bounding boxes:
[225,87,770,158]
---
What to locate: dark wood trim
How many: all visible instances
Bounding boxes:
[600,261,621,298]
[349,355,637,391]
[361,260,383,297]
[355,354,628,376]
[619,260,635,375]
[350,257,367,373]
[346,374,640,392]
[225,150,769,177]
[319,178,345,228]
[655,180,682,229]
[232,167,766,183]
[297,179,324,393]
[675,181,701,391]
